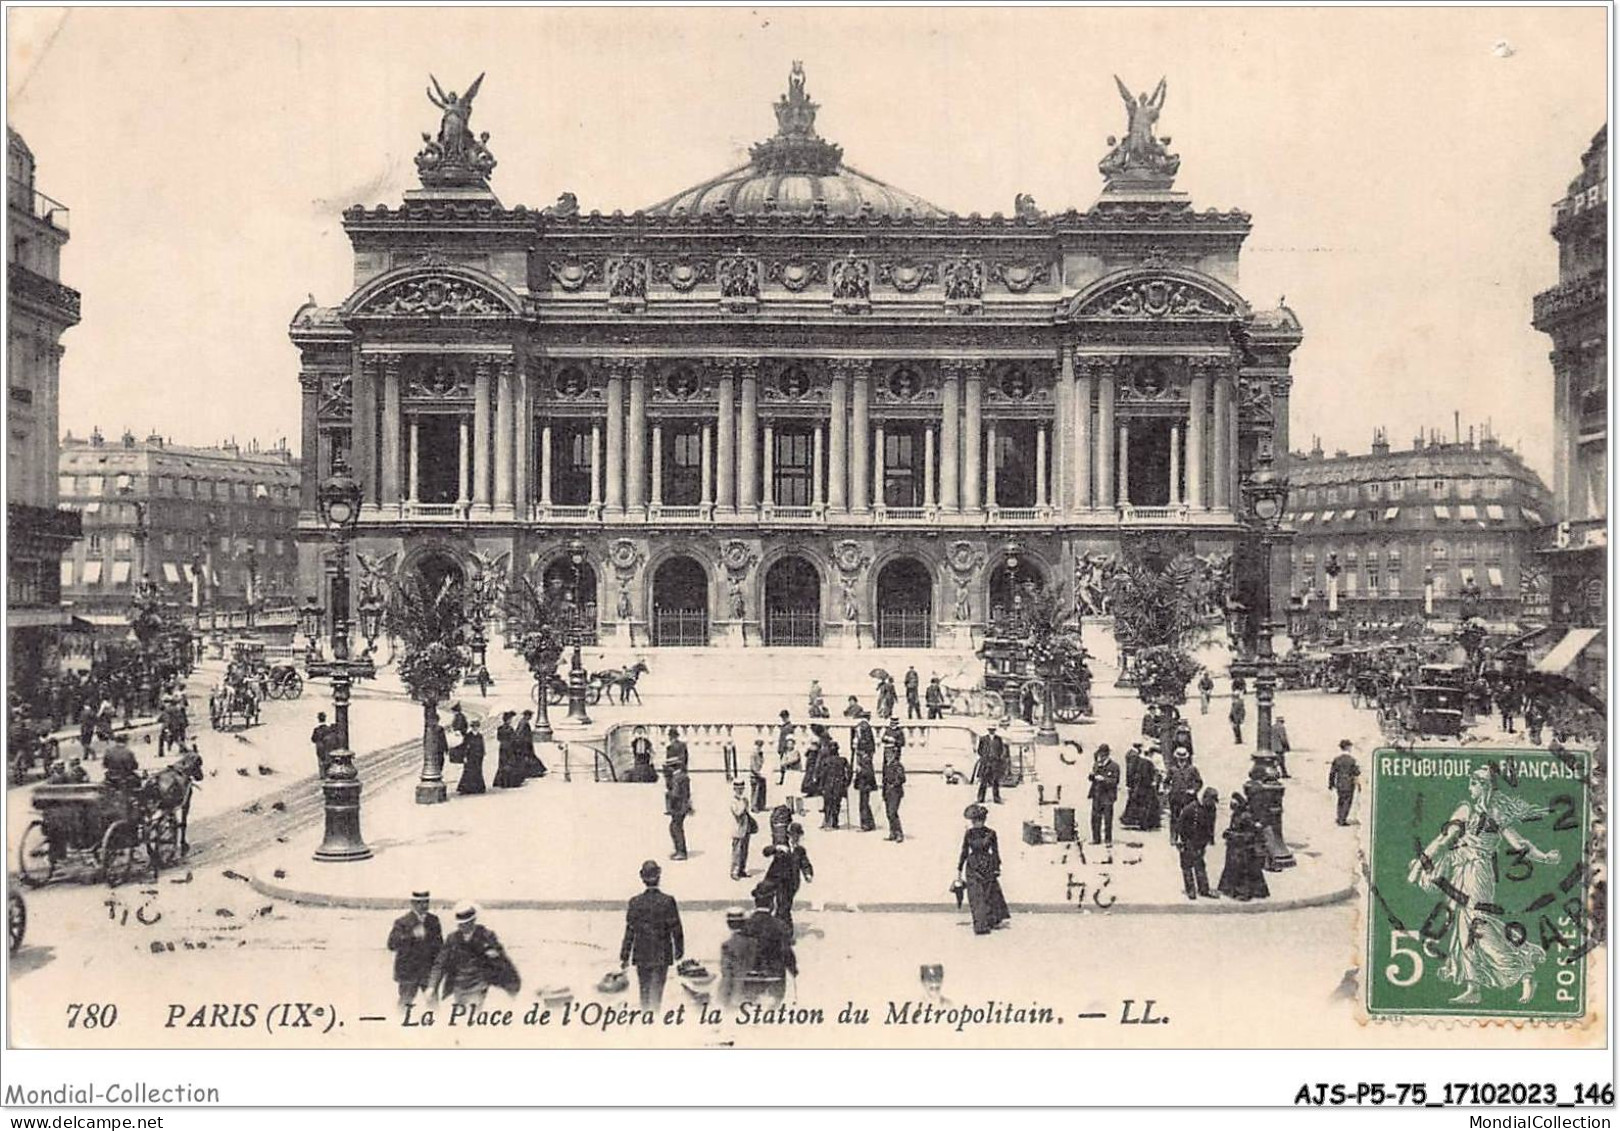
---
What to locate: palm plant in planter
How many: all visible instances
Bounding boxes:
[1107,553,1216,715]
[385,573,473,805]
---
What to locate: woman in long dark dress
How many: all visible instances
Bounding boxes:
[457,719,488,795]
[1216,795,1269,901]
[492,711,526,789]
[1120,744,1162,831]
[957,804,1010,935]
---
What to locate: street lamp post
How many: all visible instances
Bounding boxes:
[244,546,259,630]
[312,454,371,863]
[1423,565,1435,621]
[564,537,592,727]
[118,478,156,712]
[1240,452,1290,769]
[299,596,325,665]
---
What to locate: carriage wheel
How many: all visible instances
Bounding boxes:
[587,683,604,707]
[546,682,564,707]
[7,891,23,953]
[16,821,53,888]
[100,820,137,888]
[146,813,180,876]
[1052,687,1085,725]
[982,691,1006,720]
[265,679,285,701]
[284,673,303,699]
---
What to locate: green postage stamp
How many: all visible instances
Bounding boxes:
[1366,746,1595,1020]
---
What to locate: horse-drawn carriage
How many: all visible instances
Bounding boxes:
[230,640,303,701]
[975,634,1093,723]
[209,677,261,730]
[15,752,203,888]
[532,660,650,707]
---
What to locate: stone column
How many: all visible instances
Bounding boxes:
[1096,370,1116,509]
[739,365,759,511]
[627,363,648,513]
[962,362,983,512]
[1187,371,1209,510]
[924,425,937,508]
[700,424,714,507]
[1170,423,1182,506]
[1056,352,1074,513]
[351,352,373,505]
[473,362,492,509]
[762,422,775,507]
[457,416,470,507]
[514,364,530,515]
[298,376,320,514]
[850,361,871,512]
[1036,425,1049,508]
[828,365,848,513]
[715,369,735,514]
[650,425,663,507]
[1229,379,1242,509]
[380,358,402,506]
[589,421,602,507]
[604,366,625,514]
[1118,422,1130,506]
[873,423,886,507]
[985,419,998,508]
[940,363,961,513]
[813,424,826,507]
[1074,358,1093,510]
[539,422,553,506]
[494,361,514,510]
[408,418,420,503]
[1212,374,1231,510]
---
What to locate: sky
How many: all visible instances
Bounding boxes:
[6,6,1608,480]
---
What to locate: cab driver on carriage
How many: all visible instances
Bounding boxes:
[102,735,141,791]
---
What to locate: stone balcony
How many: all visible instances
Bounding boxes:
[1533,272,1605,330]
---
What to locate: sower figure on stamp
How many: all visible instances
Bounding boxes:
[387,890,443,1010]
[620,860,684,1012]
[1328,739,1361,826]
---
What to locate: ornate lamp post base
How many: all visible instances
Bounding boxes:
[313,751,373,862]
[415,780,448,806]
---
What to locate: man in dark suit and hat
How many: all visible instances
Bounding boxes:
[974,724,1006,804]
[620,860,684,1011]
[851,715,879,831]
[664,758,692,860]
[430,903,515,1008]
[1087,744,1121,846]
[1175,789,1221,900]
[818,741,851,829]
[743,881,798,1005]
[386,890,443,1009]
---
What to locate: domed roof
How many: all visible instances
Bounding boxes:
[644,64,950,221]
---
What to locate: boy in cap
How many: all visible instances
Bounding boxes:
[620,860,684,1011]
[386,890,443,1009]
[429,903,510,1008]
[717,907,759,1009]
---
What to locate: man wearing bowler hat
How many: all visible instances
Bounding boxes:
[621,860,685,1011]
[664,757,692,860]
[386,890,443,1009]
[429,903,511,1009]
[974,723,1007,804]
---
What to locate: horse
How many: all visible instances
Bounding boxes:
[599,660,650,705]
[144,749,204,857]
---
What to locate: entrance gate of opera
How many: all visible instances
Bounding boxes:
[652,556,709,647]
[764,556,822,646]
[876,558,933,648]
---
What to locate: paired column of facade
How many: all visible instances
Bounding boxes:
[408,419,420,504]
[351,348,374,504]
[923,426,937,510]
[715,370,735,513]
[849,362,871,512]
[589,422,603,508]
[985,420,998,507]
[379,359,402,506]
[626,363,648,512]
[604,366,625,514]
[1187,371,1209,509]
[961,362,983,512]
[1117,422,1130,506]
[472,363,492,509]
[700,425,714,508]
[298,376,320,512]
[1095,369,1117,510]
[494,361,514,511]
[1036,426,1049,509]
[939,363,961,512]
[827,365,849,513]
[761,422,775,508]
[538,422,553,507]
[738,366,760,511]
[1211,373,1232,510]
[650,425,663,507]
[872,423,885,507]
[1073,358,1093,510]
[457,416,471,507]
[813,425,825,508]
[514,363,530,516]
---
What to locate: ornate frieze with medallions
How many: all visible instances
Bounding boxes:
[651,259,715,292]
[405,359,472,401]
[606,257,650,301]
[988,259,1053,294]
[541,361,600,402]
[876,259,938,293]
[1078,276,1235,320]
[942,254,986,303]
[547,258,602,292]
[766,260,825,293]
[763,362,821,404]
[983,362,1052,407]
[359,274,508,317]
[718,257,763,302]
[875,362,932,405]
[651,362,711,404]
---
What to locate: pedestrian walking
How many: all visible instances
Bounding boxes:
[743,883,798,1004]
[876,676,897,720]
[1087,744,1121,846]
[628,725,657,783]
[1164,748,1203,847]
[717,907,760,1009]
[620,860,684,1011]
[77,702,95,756]
[730,779,756,880]
[664,759,692,860]
[1176,788,1220,900]
[386,890,443,1009]
[456,719,487,795]
[775,710,797,786]
[1120,742,1162,831]
[1328,739,1361,826]
[1229,691,1246,745]
[1198,670,1214,715]
[842,695,864,719]
[475,666,491,698]
[973,723,1006,804]
[492,711,527,789]
[310,711,335,778]
[957,804,1010,935]
[904,666,922,719]
[1273,715,1292,778]
[1525,697,1547,745]
[769,802,794,848]
[1216,796,1270,901]
[665,727,690,772]
[430,903,518,1008]
[762,822,813,928]
[925,675,946,719]
[749,740,769,811]
[818,742,851,829]
[449,702,469,744]
[516,709,547,778]
[851,718,878,831]
[882,745,906,842]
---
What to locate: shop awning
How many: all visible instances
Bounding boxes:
[1486,504,1506,521]
[1296,512,1314,524]
[1458,504,1479,521]
[1522,507,1543,525]
[1536,627,1602,675]
[1487,567,1504,588]
[162,562,181,584]
[82,560,103,585]
[1385,507,1400,520]
[1320,510,1335,522]
[1340,509,1356,522]
[1433,505,1451,519]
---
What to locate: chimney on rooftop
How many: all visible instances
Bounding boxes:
[1371,428,1389,457]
